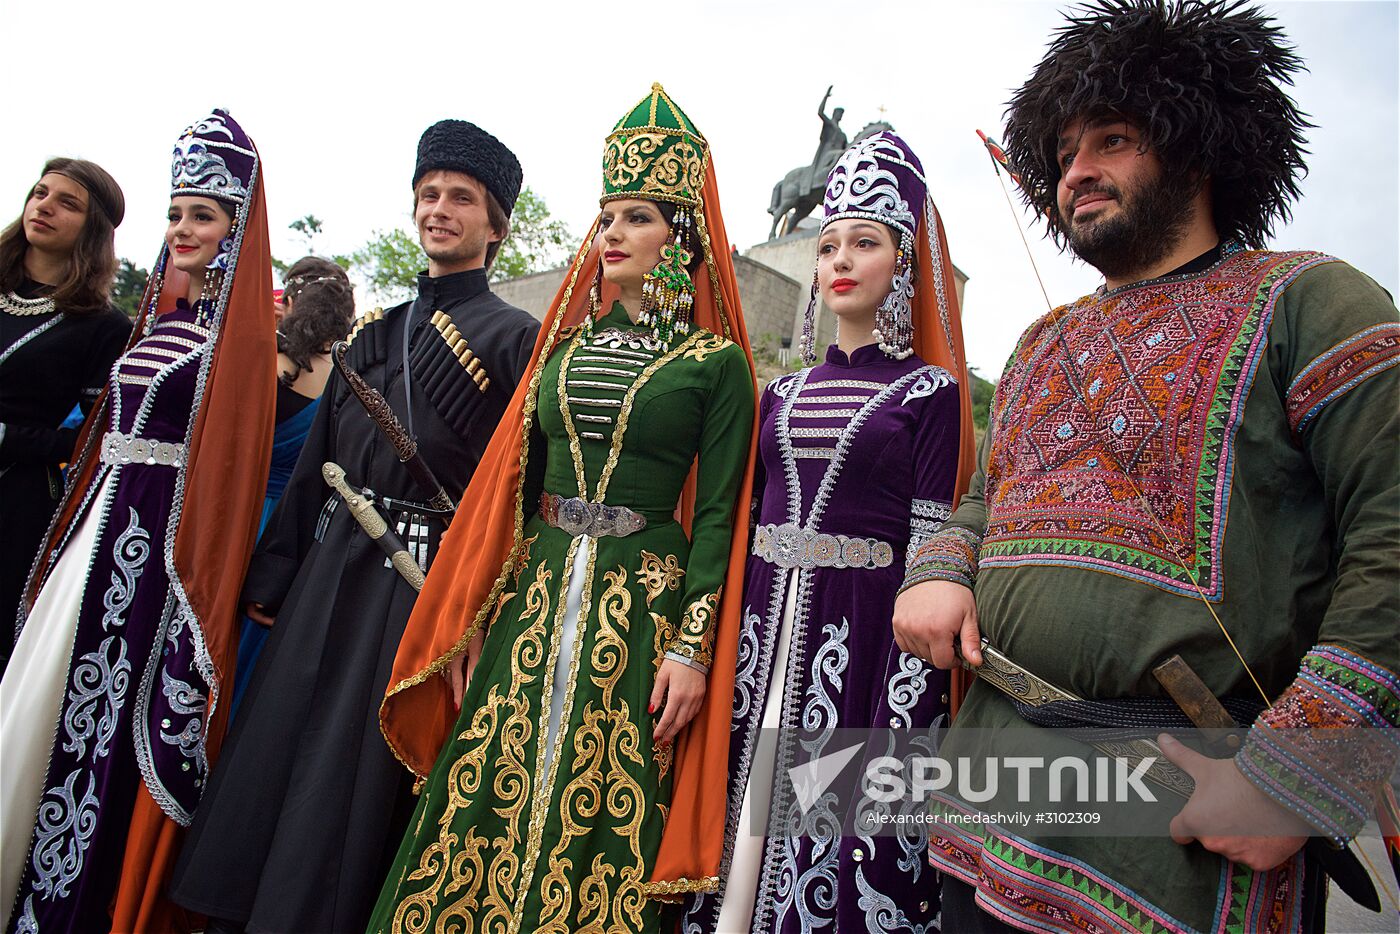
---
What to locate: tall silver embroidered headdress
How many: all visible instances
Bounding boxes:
[169,109,256,278]
[801,131,928,362]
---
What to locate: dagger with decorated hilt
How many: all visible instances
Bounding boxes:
[973,128,1395,910]
[331,340,456,515]
[322,462,424,592]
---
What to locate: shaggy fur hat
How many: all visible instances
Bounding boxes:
[1004,0,1311,249]
[413,120,523,216]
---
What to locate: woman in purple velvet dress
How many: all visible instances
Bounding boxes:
[0,110,275,932]
[693,132,977,934]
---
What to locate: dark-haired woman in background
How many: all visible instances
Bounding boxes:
[230,259,355,713]
[0,159,131,664]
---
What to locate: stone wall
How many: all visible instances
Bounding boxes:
[731,256,800,358]
[490,265,569,321]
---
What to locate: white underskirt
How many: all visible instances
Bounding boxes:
[541,534,594,783]
[0,473,111,926]
[714,571,801,933]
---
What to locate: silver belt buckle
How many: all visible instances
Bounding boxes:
[99,430,185,467]
[545,494,647,538]
[752,522,894,570]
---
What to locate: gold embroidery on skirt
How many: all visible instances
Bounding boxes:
[509,538,596,932]
[536,564,649,931]
[390,561,554,934]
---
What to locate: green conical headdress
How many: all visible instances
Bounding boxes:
[601,82,708,208]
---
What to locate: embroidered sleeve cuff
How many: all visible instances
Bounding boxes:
[664,590,720,672]
[900,526,981,593]
[908,498,953,564]
[1236,645,1400,845]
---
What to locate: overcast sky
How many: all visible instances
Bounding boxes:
[3,0,1394,375]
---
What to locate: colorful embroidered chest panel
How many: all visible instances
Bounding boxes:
[982,250,1332,599]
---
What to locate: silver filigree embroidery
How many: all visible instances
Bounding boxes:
[888,651,930,722]
[901,366,952,406]
[856,864,934,934]
[61,636,131,760]
[159,669,207,760]
[908,498,953,568]
[161,667,206,715]
[825,135,920,234]
[733,610,762,724]
[768,371,801,398]
[589,327,664,353]
[101,507,151,631]
[30,769,99,900]
[14,896,38,934]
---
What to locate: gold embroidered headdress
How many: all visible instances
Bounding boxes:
[602,82,707,207]
[591,83,710,347]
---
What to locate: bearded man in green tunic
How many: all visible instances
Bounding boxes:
[894,2,1399,932]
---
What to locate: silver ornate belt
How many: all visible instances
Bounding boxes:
[539,492,647,538]
[753,522,895,570]
[100,430,186,467]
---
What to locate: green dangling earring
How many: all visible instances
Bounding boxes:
[638,207,695,349]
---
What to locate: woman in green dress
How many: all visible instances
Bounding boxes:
[369,84,759,934]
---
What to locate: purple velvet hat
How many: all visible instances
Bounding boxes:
[803,130,930,363]
[821,131,926,238]
[171,109,256,206]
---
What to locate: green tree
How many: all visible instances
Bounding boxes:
[490,188,573,283]
[346,187,573,301]
[349,227,424,303]
[111,258,148,318]
[289,214,324,247]
[969,366,996,448]
[274,214,351,279]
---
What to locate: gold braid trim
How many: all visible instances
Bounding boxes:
[641,875,720,900]
[693,202,732,341]
[379,220,601,779]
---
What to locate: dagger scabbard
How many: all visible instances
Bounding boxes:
[322,461,424,592]
[966,641,1197,799]
[331,341,456,514]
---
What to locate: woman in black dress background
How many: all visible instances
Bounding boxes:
[0,158,131,664]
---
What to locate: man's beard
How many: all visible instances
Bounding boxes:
[421,228,486,270]
[1063,176,1195,282]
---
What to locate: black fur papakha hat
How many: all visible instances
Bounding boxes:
[1004,0,1311,249]
[413,120,524,216]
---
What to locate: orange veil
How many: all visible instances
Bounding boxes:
[910,194,980,713]
[380,155,760,896]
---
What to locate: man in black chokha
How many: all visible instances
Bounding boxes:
[171,120,540,933]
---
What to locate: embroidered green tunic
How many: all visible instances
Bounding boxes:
[906,251,1400,933]
[368,303,754,934]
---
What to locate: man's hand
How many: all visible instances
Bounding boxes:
[892,580,981,669]
[1158,733,1311,871]
[650,660,706,746]
[245,601,275,628]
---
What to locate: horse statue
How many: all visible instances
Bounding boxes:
[768,90,893,239]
